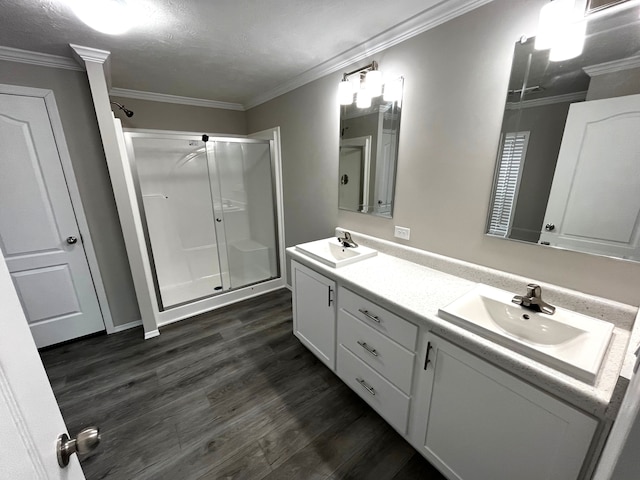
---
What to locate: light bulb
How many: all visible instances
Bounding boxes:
[66,0,134,35]
[338,80,354,105]
[365,70,383,97]
[535,0,573,51]
[383,77,404,103]
[356,89,372,108]
[349,75,361,94]
[549,20,586,61]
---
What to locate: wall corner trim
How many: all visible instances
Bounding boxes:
[109,87,246,111]
[0,46,84,71]
[144,329,160,340]
[243,0,494,109]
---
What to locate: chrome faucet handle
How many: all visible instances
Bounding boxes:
[526,284,542,298]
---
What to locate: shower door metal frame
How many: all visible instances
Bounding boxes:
[120,128,286,329]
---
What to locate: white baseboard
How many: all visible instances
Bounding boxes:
[110,319,142,333]
[144,329,160,340]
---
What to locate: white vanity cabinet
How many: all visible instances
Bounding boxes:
[336,287,417,434]
[291,260,337,370]
[411,334,598,480]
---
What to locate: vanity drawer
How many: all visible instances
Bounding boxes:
[338,309,415,394]
[337,344,411,435]
[339,287,418,351]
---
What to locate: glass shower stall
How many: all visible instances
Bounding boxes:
[123,132,281,312]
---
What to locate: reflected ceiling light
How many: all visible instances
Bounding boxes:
[535,0,586,61]
[66,0,134,35]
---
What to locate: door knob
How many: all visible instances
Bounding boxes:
[66,236,78,244]
[545,223,555,231]
[57,427,101,467]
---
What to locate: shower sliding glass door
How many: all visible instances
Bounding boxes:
[125,132,280,311]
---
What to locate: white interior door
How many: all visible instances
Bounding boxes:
[338,146,363,211]
[0,250,85,479]
[0,93,104,347]
[539,94,640,259]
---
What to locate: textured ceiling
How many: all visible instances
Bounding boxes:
[0,0,445,104]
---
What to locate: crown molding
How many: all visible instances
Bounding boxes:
[109,87,245,111]
[0,46,83,71]
[69,44,112,89]
[244,0,494,110]
[583,55,640,77]
[69,44,111,64]
[505,91,588,110]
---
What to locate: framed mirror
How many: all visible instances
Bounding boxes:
[486,4,640,261]
[339,81,403,218]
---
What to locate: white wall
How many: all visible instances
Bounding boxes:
[247,0,640,305]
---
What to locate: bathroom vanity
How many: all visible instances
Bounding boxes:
[289,231,638,480]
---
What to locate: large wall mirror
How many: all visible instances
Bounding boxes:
[486,4,640,261]
[339,81,403,218]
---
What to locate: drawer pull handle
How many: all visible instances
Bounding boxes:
[358,309,380,323]
[356,377,376,396]
[357,340,379,357]
[328,286,334,307]
[424,341,433,370]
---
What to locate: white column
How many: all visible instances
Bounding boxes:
[70,44,159,339]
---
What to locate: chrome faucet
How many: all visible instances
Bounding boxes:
[337,231,358,248]
[512,283,556,315]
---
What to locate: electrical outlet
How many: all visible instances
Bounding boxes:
[394,226,410,240]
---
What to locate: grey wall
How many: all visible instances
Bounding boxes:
[586,66,640,101]
[0,60,140,326]
[247,0,640,306]
[109,96,247,135]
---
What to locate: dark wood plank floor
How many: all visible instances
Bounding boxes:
[40,289,446,480]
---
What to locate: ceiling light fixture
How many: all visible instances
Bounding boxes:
[66,0,134,35]
[535,0,586,61]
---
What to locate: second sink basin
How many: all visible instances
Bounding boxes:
[295,237,377,268]
[438,284,614,384]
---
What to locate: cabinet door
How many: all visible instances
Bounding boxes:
[412,334,597,480]
[292,261,336,370]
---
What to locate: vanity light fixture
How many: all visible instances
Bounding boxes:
[338,61,403,107]
[535,0,586,61]
[339,61,379,106]
[66,0,135,35]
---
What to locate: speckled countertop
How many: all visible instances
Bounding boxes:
[287,231,639,421]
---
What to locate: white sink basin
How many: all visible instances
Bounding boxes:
[295,237,377,268]
[438,284,614,384]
